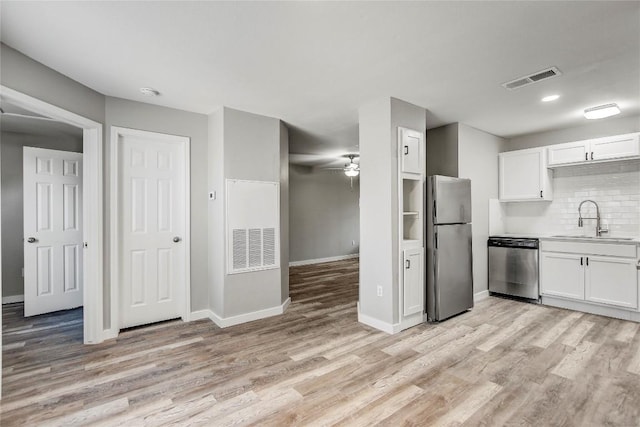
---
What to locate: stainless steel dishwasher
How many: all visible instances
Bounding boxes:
[488,237,539,301]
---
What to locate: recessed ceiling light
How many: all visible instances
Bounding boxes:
[583,103,621,120]
[140,87,160,97]
[541,94,560,102]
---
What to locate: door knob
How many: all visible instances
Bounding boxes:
[27,237,37,243]
[173,237,181,243]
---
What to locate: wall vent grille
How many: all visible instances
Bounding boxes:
[502,67,562,90]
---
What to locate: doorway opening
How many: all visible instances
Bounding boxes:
[1,86,104,346]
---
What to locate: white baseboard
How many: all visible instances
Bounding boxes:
[356,302,399,334]
[542,295,640,323]
[2,295,24,304]
[190,309,214,321]
[289,254,359,267]
[474,290,489,303]
[102,328,119,341]
[209,298,291,328]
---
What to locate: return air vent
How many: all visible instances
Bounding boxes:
[502,67,562,90]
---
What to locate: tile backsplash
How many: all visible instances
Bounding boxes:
[501,161,640,237]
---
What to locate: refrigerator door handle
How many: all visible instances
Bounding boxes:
[433,199,437,220]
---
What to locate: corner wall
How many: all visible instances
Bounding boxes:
[457,124,505,294]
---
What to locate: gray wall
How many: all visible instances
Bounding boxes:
[426,123,459,177]
[505,114,640,151]
[104,97,209,324]
[209,107,289,319]
[457,124,505,294]
[289,166,359,263]
[1,132,83,298]
[1,43,105,124]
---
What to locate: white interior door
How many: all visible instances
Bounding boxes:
[24,147,83,316]
[117,131,187,329]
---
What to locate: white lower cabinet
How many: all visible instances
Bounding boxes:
[403,248,425,316]
[586,256,637,309]
[540,252,585,300]
[540,241,639,312]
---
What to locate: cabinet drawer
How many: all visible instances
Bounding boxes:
[540,240,637,258]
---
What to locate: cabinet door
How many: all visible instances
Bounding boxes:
[590,133,640,162]
[403,248,424,316]
[585,256,638,309]
[547,141,589,166]
[399,128,424,175]
[540,252,584,300]
[499,148,546,200]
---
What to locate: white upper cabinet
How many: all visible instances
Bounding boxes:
[590,133,640,161]
[547,141,589,165]
[499,147,553,201]
[399,127,424,175]
[548,132,640,167]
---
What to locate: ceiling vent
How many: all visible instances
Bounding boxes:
[502,67,562,90]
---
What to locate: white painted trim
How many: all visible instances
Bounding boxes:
[102,328,119,341]
[289,254,359,267]
[110,127,192,332]
[2,295,25,304]
[356,302,399,334]
[210,298,291,328]
[1,85,104,345]
[190,309,214,321]
[541,295,640,323]
[474,290,490,303]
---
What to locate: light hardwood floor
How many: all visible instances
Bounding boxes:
[2,258,640,426]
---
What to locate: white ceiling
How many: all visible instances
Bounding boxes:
[1,2,638,165]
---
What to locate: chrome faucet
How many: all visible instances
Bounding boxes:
[578,200,608,237]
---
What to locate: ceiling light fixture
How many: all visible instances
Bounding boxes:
[140,87,160,97]
[344,155,359,177]
[541,94,560,102]
[583,103,621,120]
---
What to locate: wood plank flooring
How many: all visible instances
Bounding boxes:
[2,258,640,426]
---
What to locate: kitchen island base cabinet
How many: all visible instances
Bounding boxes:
[586,256,637,309]
[540,252,585,300]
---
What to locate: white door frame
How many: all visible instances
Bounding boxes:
[109,126,191,335]
[0,85,104,345]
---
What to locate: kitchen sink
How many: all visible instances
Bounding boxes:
[551,235,635,241]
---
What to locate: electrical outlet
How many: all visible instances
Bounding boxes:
[377,286,383,297]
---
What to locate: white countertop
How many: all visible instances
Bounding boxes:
[490,233,640,244]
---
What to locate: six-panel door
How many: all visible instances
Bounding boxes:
[23,147,83,316]
[118,134,186,329]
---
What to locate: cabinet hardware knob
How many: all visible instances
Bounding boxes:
[405,259,411,269]
[585,153,588,161]
[580,257,583,266]
[540,190,543,198]
[586,257,589,266]
[404,146,409,155]
[591,152,594,160]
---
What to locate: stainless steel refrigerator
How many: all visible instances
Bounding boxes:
[426,175,473,321]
